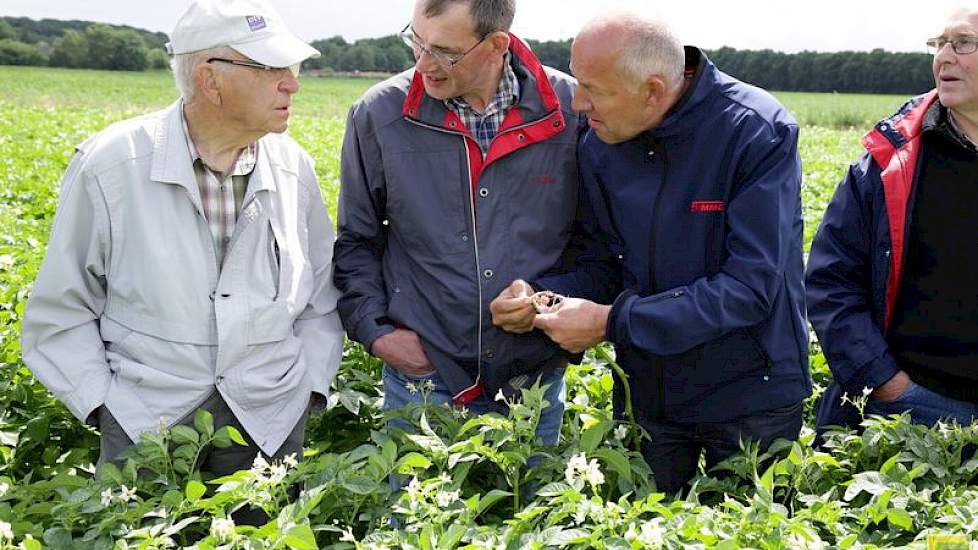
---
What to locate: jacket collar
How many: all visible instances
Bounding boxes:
[402,33,561,126]
[862,90,939,166]
[644,46,712,139]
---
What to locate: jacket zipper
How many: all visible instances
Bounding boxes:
[461,136,484,399]
[405,117,485,400]
[647,139,668,418]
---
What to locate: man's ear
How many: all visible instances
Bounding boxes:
[487,31,511,57]
[196,62,223,106]
[644,75,668,109]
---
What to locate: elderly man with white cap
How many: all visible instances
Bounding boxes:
[21,0,342,489]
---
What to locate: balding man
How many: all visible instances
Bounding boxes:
[21,0,343,485]
[809,8,978,432]
[492,15,810,494]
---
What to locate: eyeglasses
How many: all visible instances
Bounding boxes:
[207,57,301,78]
[399,23,488,69]
[926,36,978,55]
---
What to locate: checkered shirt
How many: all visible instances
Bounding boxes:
[181,113,257,268]
[446,52,520,153]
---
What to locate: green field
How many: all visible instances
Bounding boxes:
[3,66,973,549]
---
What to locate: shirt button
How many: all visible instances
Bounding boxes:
[483,269,494,279]
[223,236,231,244]
[479,188,489,198]
[485,349,494,359]
[216,375,225,384]
[461,234,469,242]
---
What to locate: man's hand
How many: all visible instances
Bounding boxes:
[490,279,536,333]
[870,370,912,402]
[370,328,434,376]
[533,297,611,353]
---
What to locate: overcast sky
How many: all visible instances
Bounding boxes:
[1,1,969,53]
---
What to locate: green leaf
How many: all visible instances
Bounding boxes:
[544,528,590,546]
[171,425,200,445]
[20,537,42,550]
[394,451,432,473]
[185,480,206,501]
[162,489,184,508]
[283,524,318,550]
[844,471,889,501]
[43,527,73,548]
[212,428,232,448]
[536,482,573,497]
[226,425,248,446]
[580,419,611,452]
[591,448,633,481]
[887,508,914,531]
[476,489,513,515]
[194,409,215,438]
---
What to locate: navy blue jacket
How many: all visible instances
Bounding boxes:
[807,92,940,431]
[538,48,811,422]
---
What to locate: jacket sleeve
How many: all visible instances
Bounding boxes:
[295,156,345,401]
[535,136,623,304]
[332,103,395,350]
[606,122,802,355]
[805,153,899,393]
[20,151,112,423]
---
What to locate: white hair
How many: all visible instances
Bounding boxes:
[616,18,685,91]
[170,46,235,102]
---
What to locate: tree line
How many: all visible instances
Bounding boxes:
[0,17,934,94]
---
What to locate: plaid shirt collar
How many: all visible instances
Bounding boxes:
[181,113,258,178]
[180,108,258,267]
[446,52,520,152]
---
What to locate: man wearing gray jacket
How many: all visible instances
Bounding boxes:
[21,0,343,476]
[334,0,581,442]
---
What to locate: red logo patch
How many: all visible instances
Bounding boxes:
[690,200,725,212]
[531,175,557,185]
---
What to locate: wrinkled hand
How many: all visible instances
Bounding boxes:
[490,279,536,333]
[870,370,911,403]
[370,328,434,376]
[533,297,611,354]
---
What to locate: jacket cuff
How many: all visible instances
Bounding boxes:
[605,289,638,345]
[841,352,900,395]
[358,317,396,355]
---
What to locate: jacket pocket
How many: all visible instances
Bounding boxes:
[248,301,292,344]
[267,224,282,301]
[660,328,769,403]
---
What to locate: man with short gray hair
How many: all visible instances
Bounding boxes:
[492,14,810,494]
[22,0,342,489]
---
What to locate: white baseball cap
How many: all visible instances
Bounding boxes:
[166,0,320,67]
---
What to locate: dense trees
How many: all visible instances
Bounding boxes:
[0,17,166,71]
[0,16,935,94]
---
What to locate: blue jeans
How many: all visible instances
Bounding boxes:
[637,402,803,495]
[865,381,978,427]
[382,365,565,445]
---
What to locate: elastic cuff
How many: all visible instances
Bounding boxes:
[843,353,900,395]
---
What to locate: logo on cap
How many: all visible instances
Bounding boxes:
[246,15,267,32]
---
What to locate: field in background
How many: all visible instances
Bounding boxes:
[0,66,911,248]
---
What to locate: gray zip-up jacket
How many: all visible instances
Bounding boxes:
[21,101,344,455]
[334,36,582,403]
